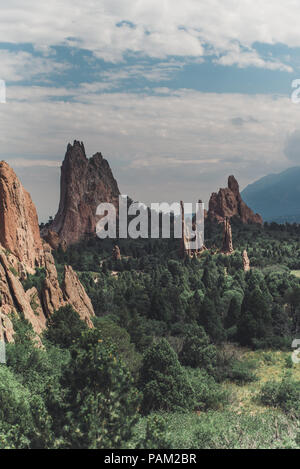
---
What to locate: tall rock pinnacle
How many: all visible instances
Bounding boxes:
[50,141,120,246]
[0,161,44,271]
[221,217,234,254]
[208,175,263,225]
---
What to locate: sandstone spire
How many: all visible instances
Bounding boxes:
[208,175,262,225]
[180,201,191,257]
[49,141,120,246]
[221,217,234,254]
[242,249,250,271]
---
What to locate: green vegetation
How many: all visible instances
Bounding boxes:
[1,219,300,448]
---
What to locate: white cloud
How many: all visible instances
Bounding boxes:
[0,84,298,220]
[99,60,191,84]
[214,44,293,72]
[7,158,60,168]
[0,0,296,69]
[0,50,68,82]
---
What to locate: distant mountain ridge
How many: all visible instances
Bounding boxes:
[241,167,300,223]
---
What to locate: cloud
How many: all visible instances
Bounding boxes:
[98,60,192,84]
[214,44,293,72]
[0,0,296,70]
[231,116,259,126]
[0,50,68,82]
[7,158,60,168]
[0,85,297,220]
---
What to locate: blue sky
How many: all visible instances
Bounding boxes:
[1,1,300,221]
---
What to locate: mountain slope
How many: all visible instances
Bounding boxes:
[241,167,300,223]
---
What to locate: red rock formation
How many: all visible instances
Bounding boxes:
[181,200,206,258]
[50,141,120,246]
[62,265,95,328]
[0,249,46,335]
[180,201,191,257]
[242,249,250,271]
[0,161,44,271]
[41,244,95,327]
[41,229,66,251]
[0,305,14,343]
[221,217,234,254]
[0,160,95,341]
[208,175,262,225]
[41,244,66,317]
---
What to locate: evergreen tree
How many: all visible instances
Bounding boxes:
[62,329,140,449]
[237,285,272,346]
[199,296,225,343]
[140,338,194,413]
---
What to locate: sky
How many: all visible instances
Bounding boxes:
[1,1,300,221]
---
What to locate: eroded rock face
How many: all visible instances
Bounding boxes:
[0,161,44,271]
[41,244,66,317]
[0,249,46,336]
[0,305,14,343]
[221,217,234,255]
[242,249,250,271]
[0,239,95,343]
[41,244,94,328]
[0,160,95,342]
[42,229,66,251]
[50,141,120,246]
[62,265,95,328]
[208,175,263,225]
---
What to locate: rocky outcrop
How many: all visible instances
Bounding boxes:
[0,241,95,343]
[49,141,120,246]
[112,245,121,261]
[41,244,66,317]
[0,160,95,342]
[0,305,14,343]
[0,161,44,272]
[62,266,95,328]
[181,201,207,258]
[221,217,234,255]
[208,175,263,225]
[41,244,94,327]
[42,229,66,251]
[0,249,46,336]
[180,201,191,258]
[242,249,250,271]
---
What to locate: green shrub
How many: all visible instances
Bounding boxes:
[260,374,300,414]
[44,305,88,348]
[228,359,258,385]
[136,414,171,449]
[188,368,229,411]
[285,355,294,369]
[22,267,46,294]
